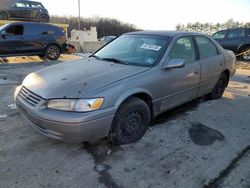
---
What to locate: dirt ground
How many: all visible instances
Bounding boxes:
[0,57,250,188]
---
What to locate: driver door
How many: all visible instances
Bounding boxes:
[0,24,26,55]
[158,36,200,111]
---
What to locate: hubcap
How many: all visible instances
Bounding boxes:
[121,110,143,137]
[216,79,225,94]
[48,46,59,59]
[242,51,250,61]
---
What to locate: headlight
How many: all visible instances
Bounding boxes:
[46,98,104,112]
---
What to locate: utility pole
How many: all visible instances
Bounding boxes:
[78,0,81,30]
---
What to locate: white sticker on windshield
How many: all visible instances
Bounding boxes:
[140,44,161,51]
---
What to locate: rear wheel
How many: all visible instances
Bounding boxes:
[208,73,228,99]
[109,97,151,145]
[45,45,61,60]
[241,47,250,61]
[39,14,50,23]
[0,12,8,20]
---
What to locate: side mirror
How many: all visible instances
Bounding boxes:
[1,31,8,39]
[163,59,185,69]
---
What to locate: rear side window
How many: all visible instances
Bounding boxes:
[48,25,65,35]
[212,30,227,40]
[27,24,47,35]
[169,37,196,64]
[226,29,244,39]
[195,36,218,59]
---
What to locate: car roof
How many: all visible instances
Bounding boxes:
[126,30,202,37]
[18,0,43,4]
[8,22,54,27]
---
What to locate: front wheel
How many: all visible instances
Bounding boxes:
[45,45,61,60]
[208,73,228,99]
[109,97,151,145]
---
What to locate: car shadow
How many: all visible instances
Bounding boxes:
[152,96,209,125]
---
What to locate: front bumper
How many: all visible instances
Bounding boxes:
[15,88,116,142]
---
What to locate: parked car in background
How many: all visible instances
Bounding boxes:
[15,31,236,145]
[0,22,67,60]
[0,0,50,23]
[99,35,116,43]
[212,28,250,61]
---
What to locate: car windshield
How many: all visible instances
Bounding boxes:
[0,24,9,31]
[94,34,170,67]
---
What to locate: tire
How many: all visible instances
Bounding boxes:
[39,14,50,23]
[208,73,228,99]
[0,12,8,20]
[241,47,250,61]
[45,45,61,60]
[109,97,151,145]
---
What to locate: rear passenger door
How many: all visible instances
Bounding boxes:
[195,36,224,97]
[23,24,47,53]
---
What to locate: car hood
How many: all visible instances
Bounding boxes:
[22,58,151,99]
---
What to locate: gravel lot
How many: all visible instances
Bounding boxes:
[0,58,250,188]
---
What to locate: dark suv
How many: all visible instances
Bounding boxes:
[0,0,50,23]
[212,28,250,61]
[0,22,67,60]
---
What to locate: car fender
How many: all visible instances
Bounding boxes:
[0,10,9,18]
[237,43,250,53]
[115,88,152,108]
[36,12,49,19]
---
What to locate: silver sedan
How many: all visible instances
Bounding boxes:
[15,31,236,144]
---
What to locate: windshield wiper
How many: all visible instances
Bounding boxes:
[89,54,102,60]
[101,57,129,65]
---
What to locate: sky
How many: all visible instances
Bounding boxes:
[9,0,250,30]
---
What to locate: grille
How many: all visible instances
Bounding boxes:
[18,87,43,107]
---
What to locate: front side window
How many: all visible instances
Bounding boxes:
[168,37,196,64]
[226,29,244,39]
[195,36,218,59]
[5,25,24,36]
[212,30,227,40]
[94,35,169,67]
